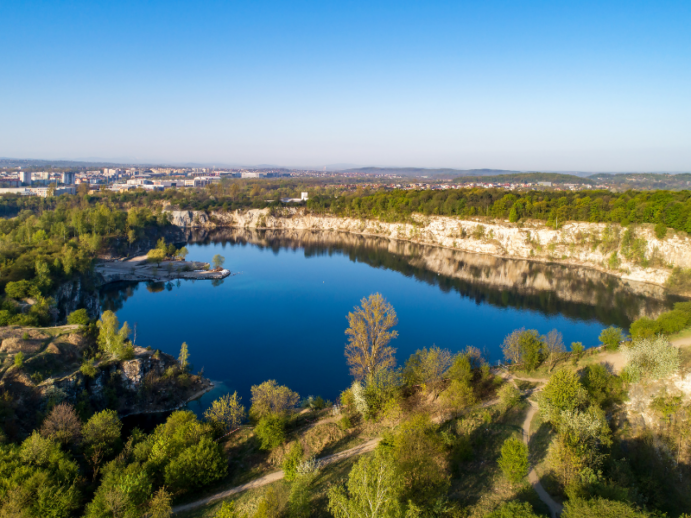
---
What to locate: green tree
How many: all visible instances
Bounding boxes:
[599,326,624,351]
[570,342,584,365]
[204,392,246,433]
[328,451,404,518]
[501,329,543,371]
[147,248,166,266]
[345,293,399,380]
[212,254,226,269]
[178,342,190,372]
[176,246,189,261]
[539,369,588,424]
[67,308,91,325]
[254,414,287,450]
[164,436,227,492]
[214,501,246,518]
[654,222,667,240]
[497,383,521,410]
[13,351,24,368]
[629,317,660,339]
[97,310,131,358]
[440,379,476,417]
[282,441,304,481]
[498,437,529,485]
[402,346,453,395]
[82,409,122,475]
[509,207,519,223]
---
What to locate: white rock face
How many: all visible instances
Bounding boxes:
[171,208,691,289]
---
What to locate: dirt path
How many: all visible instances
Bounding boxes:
[510,375,563,518]
[171,438,381,515]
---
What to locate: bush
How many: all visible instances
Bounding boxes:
[486,501,540,517]
[498,383,521,410]
[656,309,691,334]
[14,351,24,368]
[622,336,680,381]
[599,326,624,351]
[498,436,529,485]
[80,358,98,378]
[5,279,36,300]
[655,222,668,240]
[67,308,91,325]
[282,441,304,481]
[563,497,653,517]
[629,317,660,339]
[255,414,287,450]
[164,436,228,492]
[338,415,352,431]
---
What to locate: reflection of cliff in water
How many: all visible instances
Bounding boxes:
[186,228,675,328]
[100,280,180,312]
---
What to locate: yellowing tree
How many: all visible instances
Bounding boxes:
[204,392,246,433]
[345,293,398,380]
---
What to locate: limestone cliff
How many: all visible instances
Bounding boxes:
[165,208,691,292]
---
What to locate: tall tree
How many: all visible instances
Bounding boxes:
[97,310,131,358]
[178,342,190,372]
[344,293,398,380]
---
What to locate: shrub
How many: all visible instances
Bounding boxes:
[539,369,588,424]
[22,332,30,341]
[629,317,660,339]
[498,436,529,485]
[80,358,98,378]
[486,501,540,518]
[164,436,227,491]
[40,402,82,446]
[250,380,300,421]
[622,336,680,381]
[282,441,304,481]
[497,383,521,410]
[599,326,624,351]
[338,415,352,431]
[67,308,91,325]
[14,351,24,368]
[655,222,668,240]
[5,279,35,300]
[563,497,653,517]
[656,309,691,334]
[501,328,543,370]
[255,414,287,450]
[570,342,585,365]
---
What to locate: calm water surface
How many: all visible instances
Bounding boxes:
[102,230,671,408]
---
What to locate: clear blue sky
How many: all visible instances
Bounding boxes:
[1,0,690,171]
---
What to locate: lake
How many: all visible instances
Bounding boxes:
[102,228,674,409]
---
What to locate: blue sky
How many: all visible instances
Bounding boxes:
[1,0,690,171]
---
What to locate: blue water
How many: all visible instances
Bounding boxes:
[102,236,635,406]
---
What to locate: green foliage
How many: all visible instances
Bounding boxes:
[5,279,37,299]
[599,326,624,351]
[622,336,680,381]
[502,328,543,370]
[97,310,131,358]
[338,414,353,431]
[562,497,653,517]
[82,409,123,464]
[539,369,588,423]
[164,436,227,491]
[0,434,81,517]
[380,413,449,507]
[288,472,316,518]
[497,383,521,410]
[214,501,246,518]
[581,364,623,408]
[654,222,667,240]
[80,358,98,378]
[328,450,404,518]
[570,341,585,364]
[178,341,190,372]
[656,309,691,334]
[363,368,402,418]
[282,441,304,482]
[147,248,166,266]
[629,317,660,339]
[13,351,24,368]
[484,501,540,517]
[67,308,91,325]
[630,302,691,338]
[498,437,529,485]
[255,414,287,450]
[403,346,453,394]
[212,254,226,269]
[84,460,152,518]
[204,391,246,433]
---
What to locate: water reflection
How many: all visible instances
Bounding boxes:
[185,228,675,328]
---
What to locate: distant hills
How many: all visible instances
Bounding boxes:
[454,172,595,185]
[341,167,525,178]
